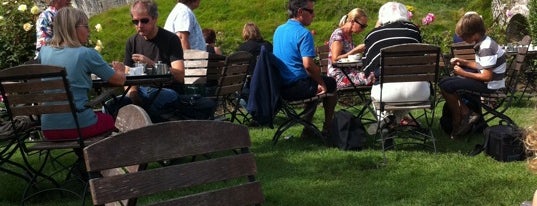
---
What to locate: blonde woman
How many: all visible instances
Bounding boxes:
[524,126,537,206]
[38,7,126,140]
[327,8,375,88]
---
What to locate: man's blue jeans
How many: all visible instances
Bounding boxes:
[138,86,179,120]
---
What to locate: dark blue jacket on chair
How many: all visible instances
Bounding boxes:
[246,46,283,128]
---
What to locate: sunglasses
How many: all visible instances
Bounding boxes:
[76,24,89,29]
[301,8,314,14]
[132,18,150,25]
[354,20,368,29]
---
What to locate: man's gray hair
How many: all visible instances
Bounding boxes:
[378,2,409,25]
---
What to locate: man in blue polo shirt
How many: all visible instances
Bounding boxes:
[273,0,337,139]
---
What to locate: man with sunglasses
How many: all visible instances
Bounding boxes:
[272,0,337,139]
[123,0,185,122]
[164,0,206,51]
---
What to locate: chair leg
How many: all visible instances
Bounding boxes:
[20,148,88,205]
[272,101,323,145]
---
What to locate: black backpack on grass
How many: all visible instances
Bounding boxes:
[328,110,366,151]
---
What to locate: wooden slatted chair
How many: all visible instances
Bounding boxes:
[212,51,252,123]
[84,120,264,206]
[315,44,374,122]
[183,50,226,96]
[0,64,112,203]
[315,44,330,76]
[246,45,335,144]
[451,41,476,62]
[374,43,441,162]
[457,35,531,125]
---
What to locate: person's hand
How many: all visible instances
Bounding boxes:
[132,54,149,64]
[316,83,328,95]
[453,65,464,75]
[111,61,125,73]
[450,57,464,66]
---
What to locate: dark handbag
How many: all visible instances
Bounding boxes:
[328,110,366,150]
[470,120,525,162]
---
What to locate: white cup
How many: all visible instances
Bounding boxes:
[128,66,143,76]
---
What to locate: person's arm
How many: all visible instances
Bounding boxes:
[330,41,345,62]
[170,60,185,83]
[214,46,223,55]
[451,57,493,81]
[303,57,327,95]
[178,32,191,50]
[107,61,127,86]
[330,41,365,62]
[454,65,493,82]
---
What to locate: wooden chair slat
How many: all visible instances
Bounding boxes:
[155,182,264,206]
[7,93,69,105]
[89,154,256,204]
[84,121,251,171]
[11,104,72,117]
[184,77,207,84]
[2,79,65,93]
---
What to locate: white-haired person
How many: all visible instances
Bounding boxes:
[362,1,426,132]
[327,8,375,89]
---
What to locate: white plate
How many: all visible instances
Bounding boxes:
[337,59,361,63]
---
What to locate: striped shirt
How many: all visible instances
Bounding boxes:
[474,36,506,89]
[363,21,422,78]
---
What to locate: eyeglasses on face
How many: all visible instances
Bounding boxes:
[76,24,89,29]
[132,18,150,25]
[354,20,368,29]
[301,8,314,14]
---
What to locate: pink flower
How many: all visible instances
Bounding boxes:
[407,11,413,19]
[421,13,435,25]
[506,10,513,18]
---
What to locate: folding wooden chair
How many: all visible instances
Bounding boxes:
[315,44,374,123]
[246,46,335,144]
[212,51,252,123]
[374,43,441,162]
[451,41,476,62]
[273,93,335,144]
[0,64,111,203]
[315,44,330,76]
[84,120,264,206]
[457,35,531,125]
[0,112,33,183]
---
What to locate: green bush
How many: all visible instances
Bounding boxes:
[0,0,40,69]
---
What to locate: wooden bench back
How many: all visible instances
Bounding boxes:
[84,120,264,206]
[183,50,226,85]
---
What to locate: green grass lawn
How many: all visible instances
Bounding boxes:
[1,96,537,205]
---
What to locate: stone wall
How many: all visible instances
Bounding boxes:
[35,0,133,17]
[72,0,134,17]
[493,0,530,25]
